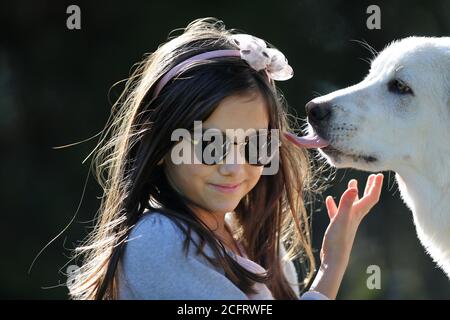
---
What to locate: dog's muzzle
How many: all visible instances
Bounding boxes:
[305,100,333,139]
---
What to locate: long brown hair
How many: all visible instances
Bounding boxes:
[69,17,324,300]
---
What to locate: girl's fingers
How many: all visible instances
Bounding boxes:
[325,196,338,220]
[326,174,383,221]
[367,174,383,201]
[348,179,359,200]
[372,174,383,200]
[355,174,384,216]
[364,174,376,197]
[336,187,358,217]
[366,174,380,196]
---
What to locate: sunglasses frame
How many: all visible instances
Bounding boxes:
[186,128,281,166]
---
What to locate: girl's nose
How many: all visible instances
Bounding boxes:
[218,143,246,175]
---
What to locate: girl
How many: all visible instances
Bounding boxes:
[69,17,384,300]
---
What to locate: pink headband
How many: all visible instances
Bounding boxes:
[153,50,241,98]
[151,34,294,100]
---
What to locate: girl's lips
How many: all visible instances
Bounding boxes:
[209,183,242,193]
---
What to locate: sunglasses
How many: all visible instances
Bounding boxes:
[185,128,281,166]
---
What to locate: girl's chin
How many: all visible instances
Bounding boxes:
[209,207,237,214]
[205,202,240,214]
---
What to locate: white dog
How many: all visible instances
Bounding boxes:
[292,37,450,278]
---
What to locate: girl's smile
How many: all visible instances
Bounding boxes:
[208,181,243,193]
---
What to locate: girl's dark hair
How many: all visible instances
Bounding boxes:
[69,17,323,300]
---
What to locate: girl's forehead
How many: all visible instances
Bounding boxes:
[203,92,270,131]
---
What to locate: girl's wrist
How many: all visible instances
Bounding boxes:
[309,259,349,300]
[322,253,350,270]
[320,257,348,276]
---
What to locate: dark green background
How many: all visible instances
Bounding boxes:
[1,0,449,299]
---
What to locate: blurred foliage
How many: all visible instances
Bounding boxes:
[0,0,449,299]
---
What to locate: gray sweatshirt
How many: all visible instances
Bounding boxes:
[117,212,328,300]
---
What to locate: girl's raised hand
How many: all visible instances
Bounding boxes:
[308,173,384,299]
[320,173,384,266]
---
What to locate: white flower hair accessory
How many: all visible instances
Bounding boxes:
[229,34,294,81]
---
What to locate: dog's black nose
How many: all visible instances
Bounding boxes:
[305,101,332,125]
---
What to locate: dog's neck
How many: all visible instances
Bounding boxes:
[395,144,450,223]
[394,148,450,276]
[395,170,450,228]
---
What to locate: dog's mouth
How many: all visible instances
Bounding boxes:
[321,145,378,163]
[285,130,378,163]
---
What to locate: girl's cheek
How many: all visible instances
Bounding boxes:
[184,164,217,187]
[246,165,264,188]
[178,165,201,185]
[253,165,264,178]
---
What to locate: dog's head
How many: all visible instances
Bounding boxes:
[304,37,450,173]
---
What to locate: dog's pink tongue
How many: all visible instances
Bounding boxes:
[284,132,329,149]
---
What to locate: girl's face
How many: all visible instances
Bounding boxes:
[163,91,270,220]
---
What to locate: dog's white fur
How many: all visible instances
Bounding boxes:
[309,37,450,277]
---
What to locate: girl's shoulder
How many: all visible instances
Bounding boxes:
[125,210,214,259]
[127,211,186,248]
[119,211,200,286]
[132,210,179,231]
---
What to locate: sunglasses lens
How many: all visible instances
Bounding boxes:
[201,132,229,165]
[246,132,278,166]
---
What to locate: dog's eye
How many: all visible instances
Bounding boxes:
[388,79,414,95]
